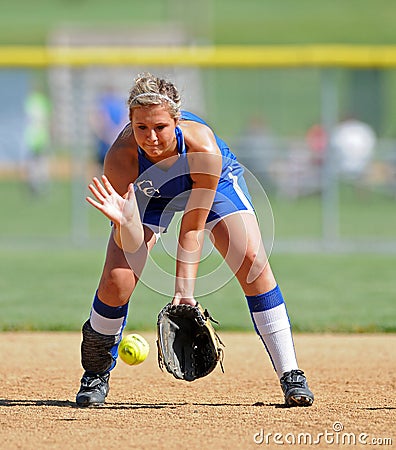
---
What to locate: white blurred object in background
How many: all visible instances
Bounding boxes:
[331,118,377,178]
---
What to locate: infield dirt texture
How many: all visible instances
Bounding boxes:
[1,332,394,449]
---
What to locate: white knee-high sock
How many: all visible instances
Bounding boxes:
[246,285,299,377]
[89,291,128,336]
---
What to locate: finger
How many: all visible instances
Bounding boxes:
[101,175,116,195]
[92,177,109,198]
[126,183,136,200]
[88,183,105,202]
[86,195,104,210]
[171,293,181,306]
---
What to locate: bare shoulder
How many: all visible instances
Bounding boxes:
[104,124,139,195]
[180,120,222,178]
[180,120,219,155]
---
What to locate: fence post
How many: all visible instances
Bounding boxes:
[321,69,339,248]
[70,68,89,245]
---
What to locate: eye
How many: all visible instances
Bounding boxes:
[156,125,166,131]
[138,125,146,130]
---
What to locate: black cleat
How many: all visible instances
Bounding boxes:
[76,372,110,407]
[280,369,314,407]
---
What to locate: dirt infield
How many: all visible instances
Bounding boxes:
[1,333,394,449]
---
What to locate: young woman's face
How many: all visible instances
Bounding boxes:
[131,105,178,160]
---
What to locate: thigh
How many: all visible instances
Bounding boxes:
[210,212,276,295]
[97,226,157,305]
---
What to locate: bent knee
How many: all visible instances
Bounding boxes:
[240,251,271,284]
[98,267,135,303]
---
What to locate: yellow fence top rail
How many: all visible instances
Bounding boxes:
[1,45,396,68]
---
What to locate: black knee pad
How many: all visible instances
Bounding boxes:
[81,320,121,374]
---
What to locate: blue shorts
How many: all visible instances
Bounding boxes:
[140,169,255,234]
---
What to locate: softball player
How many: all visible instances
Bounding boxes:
[76,73,314,408]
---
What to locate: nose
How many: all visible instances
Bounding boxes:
[147,129,158,143]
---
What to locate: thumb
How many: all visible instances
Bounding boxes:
[171,293,182,306]
[125,183,137,205]
[122,183,138,220]
[126,183,135,198]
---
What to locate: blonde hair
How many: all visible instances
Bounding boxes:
[128,73,181,119]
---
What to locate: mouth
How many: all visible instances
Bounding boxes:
[145,143,160,148]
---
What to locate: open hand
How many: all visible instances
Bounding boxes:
[86,175,136,226]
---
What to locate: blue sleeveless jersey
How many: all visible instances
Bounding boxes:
[135,110,253,232]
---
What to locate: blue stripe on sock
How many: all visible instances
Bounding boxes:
[93,291,129,319]
[110,315,128,370]
[245,285,284,312]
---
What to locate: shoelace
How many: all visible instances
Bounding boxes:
[81,374,106,388]
[283,370,306,388]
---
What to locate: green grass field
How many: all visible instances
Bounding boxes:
[0,180,394,332]
[1,0,396,46]
[1,180,395,242]
[1,248,394,332]
[0,2,395,333]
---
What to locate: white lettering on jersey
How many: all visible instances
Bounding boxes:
[136,180,161,198]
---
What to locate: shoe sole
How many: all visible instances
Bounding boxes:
[76,383,109,407]
[286,394,314,407]
[76,392,108,408]
[76,398,106,407]
[77,402,105,407]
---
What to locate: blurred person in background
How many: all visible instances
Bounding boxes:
[306,123,327,167]
[90,86,128,172]
[331,116,377,179]
[24,88,51,195]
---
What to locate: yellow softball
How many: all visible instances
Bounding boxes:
[119,333,150,365]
